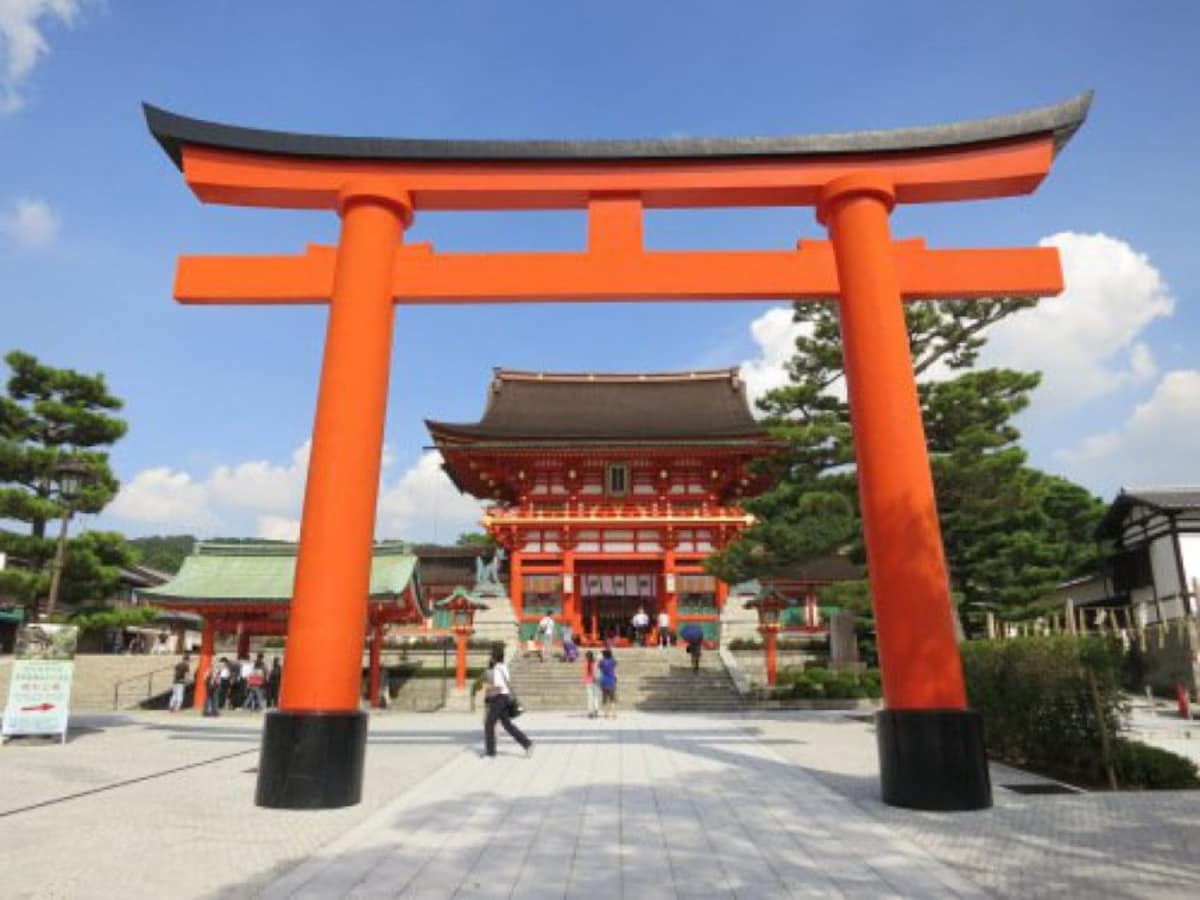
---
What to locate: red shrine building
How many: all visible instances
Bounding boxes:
[427,368,781,644]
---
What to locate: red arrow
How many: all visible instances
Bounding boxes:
[19,702,55,712]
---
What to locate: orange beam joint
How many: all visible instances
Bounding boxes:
[174,239,1062,305]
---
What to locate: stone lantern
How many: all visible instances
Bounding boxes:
[747,590,791,687]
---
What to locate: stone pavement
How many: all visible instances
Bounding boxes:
[1,709,1198,898]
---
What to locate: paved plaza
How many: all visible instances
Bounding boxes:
[1,710,1198,899]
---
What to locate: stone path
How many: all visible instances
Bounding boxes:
[261,713,980,899]
[2,709,1199,898]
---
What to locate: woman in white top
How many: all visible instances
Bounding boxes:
[483,645,533,758]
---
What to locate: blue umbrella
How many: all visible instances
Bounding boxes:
[679,624,704,644]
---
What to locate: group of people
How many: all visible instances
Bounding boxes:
[201,653,282,716]
[536,610,580,662]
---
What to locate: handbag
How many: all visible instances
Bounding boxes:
[507,694,524,718]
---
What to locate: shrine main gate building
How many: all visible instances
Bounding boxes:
[428,368,779,644]
[146,91,1090,814]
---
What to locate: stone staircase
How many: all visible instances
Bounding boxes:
[507,646,745,712]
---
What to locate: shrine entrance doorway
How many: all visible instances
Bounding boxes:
[578,564,660,644]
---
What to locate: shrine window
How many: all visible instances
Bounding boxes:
[636,529,661,552]
[606,463,630,497]
[602,529,635,552]
[576,529,601,552]
[522,529,561,553]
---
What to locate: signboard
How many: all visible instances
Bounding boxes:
[2,623,79,743]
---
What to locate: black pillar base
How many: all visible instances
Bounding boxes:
[255,710,367,809]
[876,708,992,811]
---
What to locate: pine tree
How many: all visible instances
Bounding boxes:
[708,300,1104,614]
[0,351,130,610]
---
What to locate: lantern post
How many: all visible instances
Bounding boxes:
[748,591,789,687]
[437,589,487,690]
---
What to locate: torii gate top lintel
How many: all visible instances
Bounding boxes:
[143,92,1091,212]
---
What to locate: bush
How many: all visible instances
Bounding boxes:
[961,635,1127,780]
[728,637,763,650]
[771,667,882,701]
[1111,739,1200,790]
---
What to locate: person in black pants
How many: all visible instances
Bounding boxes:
[483,645,532,758]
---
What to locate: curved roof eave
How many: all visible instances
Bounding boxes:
[144,92,1092,172]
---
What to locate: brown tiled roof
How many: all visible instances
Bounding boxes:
[427,368,767,443]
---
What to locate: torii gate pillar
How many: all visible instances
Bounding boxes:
[820,173,987,809]
[256,183,410,809]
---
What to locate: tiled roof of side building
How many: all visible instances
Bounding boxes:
[140,541,420,605]
[1120,487,1200,510]
[427,368,769,442]
[1095,486,1200,540]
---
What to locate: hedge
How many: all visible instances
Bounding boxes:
[960,635,1200,789]
[771,666,882,700]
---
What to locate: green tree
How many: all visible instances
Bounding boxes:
[455,531,496,550]
[708,300,1104,614]
[0,351,128,609]
[126,535,196,573]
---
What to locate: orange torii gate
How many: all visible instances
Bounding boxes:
[145,93,1090,811]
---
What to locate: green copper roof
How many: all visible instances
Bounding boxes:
[141,541,421,606]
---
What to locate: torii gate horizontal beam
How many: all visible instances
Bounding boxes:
[145,94,1090,210]
[174,239,1061,304]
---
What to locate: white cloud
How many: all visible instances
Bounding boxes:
[740,306,810,408]
[377,451,485,543]
[208,442,309,513]
[106,444,483,543]
[256,515,301,542]
[1,196,59,248]
[107,467,218,531]
[1055,370,1200,490]
[0,0,82,113]
[980,232,1175,412]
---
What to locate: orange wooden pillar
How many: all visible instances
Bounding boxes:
[193,619,215,711]
[367,621,384,709]
[818,172,989,810]
[236,627,250,659]
[663,549,678,626]
[562,550,578,634]
[454,632,469,689]
[763,626,779,687]
[257,181,410,809]
[510,552,524,622]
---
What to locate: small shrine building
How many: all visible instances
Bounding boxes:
[427,368,781,643]
[141,541,425,708]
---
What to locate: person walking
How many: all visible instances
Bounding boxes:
[245,662,266,711]
[169,653,190,712]
[686,634,703,674]
[583,650,600,719]
[215,657,232,710]
[267,657,282,707]
[561,621,578,663]
[656,609,672,649]
[631,606,650,646]
[483,645,533,758]
[537,610,555,662]
[203,661,221,717]
[598,647,618,718]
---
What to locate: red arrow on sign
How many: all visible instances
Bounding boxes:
[19,702,55,712]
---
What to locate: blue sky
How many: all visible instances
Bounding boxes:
[1,1,1197,542]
